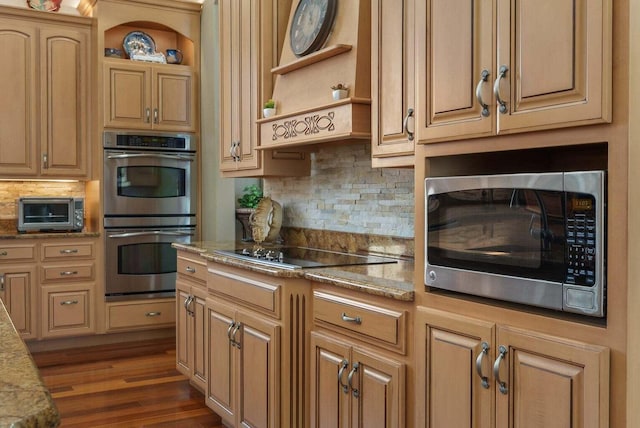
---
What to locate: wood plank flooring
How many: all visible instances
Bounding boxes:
[32,337,224,427]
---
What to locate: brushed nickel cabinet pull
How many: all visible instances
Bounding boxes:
[475,69,491,117]
[475,341,491,389]
[42,153,48,169]
[341,312,362,324]
[347,362,360,398]
[60,249,79,254]
[60,300,79,305]
[493,65,509,114]
[402,108,414,140]
[59,271,79,276]
[338,360,349,394]
[0,251,7,256]
[145,311,161,317]
[0,274,4,291]
[230,322,242,349]
[493,345,509,394]
[185,266,196,273]
[153,108,159,124]
[145,108,151,123]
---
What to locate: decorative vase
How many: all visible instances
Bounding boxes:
[263,107,276,118]
[332,89,348,100]
[235,208,255,241]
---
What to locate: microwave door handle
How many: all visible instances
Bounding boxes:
[108,231,195,238]
[106,153,194,162]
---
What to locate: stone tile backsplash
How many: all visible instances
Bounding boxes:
[0,182,85,219]
[264,144,415,238]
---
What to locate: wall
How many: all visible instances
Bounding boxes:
[0,181,85,219]
[264,143,414,238]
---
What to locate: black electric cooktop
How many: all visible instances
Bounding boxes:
[214,246,398,270]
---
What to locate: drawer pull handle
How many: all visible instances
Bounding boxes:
[146,311,161,317]
[230,322,242,349]
[185,266,196,273]
[60,300,78,306]
[348,362,360,398]
[493,345,509,395]
[493,65,509,114]
[475,69,491,117]
[0,251,7,256]
[60,249,79,254]
[0,274,5,291]
[402,108,414,141]
[60,271,79,276]
[341,312,362,324]
[338,360,349,394]
[475,341,491,389]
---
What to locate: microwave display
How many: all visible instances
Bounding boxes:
[425,171,605,317]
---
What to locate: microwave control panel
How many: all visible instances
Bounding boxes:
[565,193,597,287]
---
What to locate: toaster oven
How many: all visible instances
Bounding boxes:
[17,197,84,232]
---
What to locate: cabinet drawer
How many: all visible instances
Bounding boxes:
[208,265,280,317]
[41,242,94,261]
[313,291,406,350]
[177,254,206,283]
[0,245,35,262]
[41,263,94,283]
[42,285,94,338]
[107,301,175,330]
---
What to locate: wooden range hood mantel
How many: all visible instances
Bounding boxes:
[260,0,371,149]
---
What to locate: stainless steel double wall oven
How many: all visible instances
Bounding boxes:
[103,131,197,301]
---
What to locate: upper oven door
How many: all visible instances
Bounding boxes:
[104,149,196,217]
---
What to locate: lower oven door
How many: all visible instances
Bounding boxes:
[105,227,194,301]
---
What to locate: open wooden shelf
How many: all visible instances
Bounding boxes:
[271,44,352,75]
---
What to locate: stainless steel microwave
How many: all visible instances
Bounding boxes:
[17,197,84,232]
[425,171,606,317]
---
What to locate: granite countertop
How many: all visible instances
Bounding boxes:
[174,241,415,301]
[0,300,60,427]
[0,219,99,239]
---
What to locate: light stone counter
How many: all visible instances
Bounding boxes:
[0,300,60,427]
[174,240,415,301]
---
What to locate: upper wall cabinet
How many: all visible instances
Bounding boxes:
[0,7,92,179]
[87,0,201,133]
[218,0,310,177]
[370,0,415,168]
[415,0,612,143]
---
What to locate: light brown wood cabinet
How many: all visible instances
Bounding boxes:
[310,332,405,428]
[0,244,37,339]
[218,0,310,177]
[0,7,91,179]
[415,307,610,428]
[176,251,208,392]
[40,240,96,338]
[370,0,415,167]
[205,262,311,427]
[310,288,407,428]
[103,61,197,132]
[415,0,611,143]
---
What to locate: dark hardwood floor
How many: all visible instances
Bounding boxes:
[32,337,224,427]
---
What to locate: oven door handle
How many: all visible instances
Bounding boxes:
[108,231,195,238]
[106,153,194,162]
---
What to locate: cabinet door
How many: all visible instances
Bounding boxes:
[154,68,196,132]
[206,299,236,422]
[416,307,495,428]
[351,347,405,428]
[416,0,495,143]
[371,0,415,164]
[0,20,38,176]
[310,332,351,428]
[0,267,37,339]
[236,309,280,428]
[176,282,192,377]
[191,286,208,391]
[104,62,152,129]
[39,26,89,178]
[495,325,609,428]
[496,0,611,133]
[218,0,261,172]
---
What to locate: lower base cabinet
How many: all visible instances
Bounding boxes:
[415,306,610,428]
[0,265,37,339]
[310,331,405,428]
[106,299,176,331]
[206,298,280,428]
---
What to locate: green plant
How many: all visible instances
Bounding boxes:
[237,185,263,208]
[264,99,276,109]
